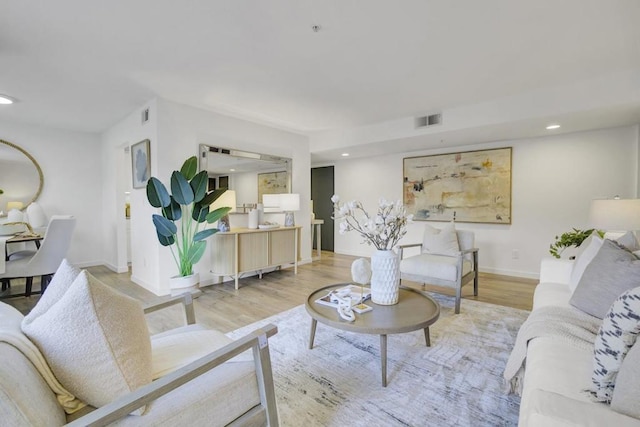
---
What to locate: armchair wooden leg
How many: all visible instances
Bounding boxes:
[473,273,479,297]
[1,279,9,291]
[25,277,33,297]
[455,286,462,314]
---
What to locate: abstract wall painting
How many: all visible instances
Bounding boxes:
[258,171,288,203]
[403,147,512,224]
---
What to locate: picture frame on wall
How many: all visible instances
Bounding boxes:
[403,147,512,224]
[131,139,151,189]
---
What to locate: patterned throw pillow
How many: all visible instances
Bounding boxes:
[591,286,640,402]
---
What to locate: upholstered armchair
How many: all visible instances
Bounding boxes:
[0,260,279,426]
[398,224,479,314]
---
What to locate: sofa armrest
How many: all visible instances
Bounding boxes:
[65,324,279,427]
[143,293,196,325]
[539,258,574,285]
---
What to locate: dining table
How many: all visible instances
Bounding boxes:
[0,233,43,274]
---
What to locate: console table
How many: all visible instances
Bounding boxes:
[209,226,301,289]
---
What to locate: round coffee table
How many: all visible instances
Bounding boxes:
[305,283,440,387]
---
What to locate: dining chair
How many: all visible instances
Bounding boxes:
[0,216,76,297]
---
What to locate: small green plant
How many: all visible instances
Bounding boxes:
[549,228,603,259]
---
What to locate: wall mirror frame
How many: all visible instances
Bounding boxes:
[0,139,44,213]
[199,144,292,211]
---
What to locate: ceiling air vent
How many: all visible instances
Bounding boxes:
[415,113,442,128]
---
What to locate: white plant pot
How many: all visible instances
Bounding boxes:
[169,273,200,297]
[370,249,400,305]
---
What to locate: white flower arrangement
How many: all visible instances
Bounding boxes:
[331,195,413,251]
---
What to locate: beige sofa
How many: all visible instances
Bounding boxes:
[0,293,278,426]
[518,258,640,426]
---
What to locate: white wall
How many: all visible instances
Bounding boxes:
[101,98,311,295]
[0,119,103,266]
[101,99,159,281]
[333,125,639,278]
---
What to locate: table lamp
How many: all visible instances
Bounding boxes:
[590,197,640,230]
[210,190,236,232]
[280,193,300,227]
[589,197,640,239]
[263,194,281,214]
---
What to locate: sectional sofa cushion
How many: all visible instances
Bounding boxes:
[611,339,640,419]
[22,270,152,415]
[591,286,640,403]
[421,221,459,255]
[570,240,640,319]
[568,233,603,293]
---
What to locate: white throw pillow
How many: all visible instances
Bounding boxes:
[22,271,152,415]
[22,259,80,326]
[421,222,459,255]
[590,286,640,403]
[568,234,603,293]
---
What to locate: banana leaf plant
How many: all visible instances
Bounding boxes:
[146,156,231,277]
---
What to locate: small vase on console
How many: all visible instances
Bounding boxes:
[370,249,400,305]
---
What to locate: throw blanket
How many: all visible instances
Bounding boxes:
[503,305,601,395]
[0,320,86,414]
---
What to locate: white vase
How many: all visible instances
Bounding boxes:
[169,273,200,297]
[370,249,400,305]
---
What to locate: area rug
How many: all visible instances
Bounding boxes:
[227,294,529,427]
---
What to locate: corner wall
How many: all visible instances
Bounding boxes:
[101,98,311,295]
[333,125,638,278]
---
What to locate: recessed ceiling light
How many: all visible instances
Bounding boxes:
[341,153,349,157]
[0,95,15,105]
[229,168,236,172]
[546,124,561,130]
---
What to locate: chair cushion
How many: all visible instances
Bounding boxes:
[0,343,67,427]
[400,253,471,283]
[570,240,640,319]
[22,270,152,415]
[151,325,252,379]
[421,221,459,255]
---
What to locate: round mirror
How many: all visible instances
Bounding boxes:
[0,139,44,213]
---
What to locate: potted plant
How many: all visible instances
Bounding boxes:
[146,156,231,294]
[549,228,603,259]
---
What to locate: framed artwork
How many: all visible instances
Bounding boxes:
[403,147,512,224]
[258,171,288,202]
[131,139,151,189]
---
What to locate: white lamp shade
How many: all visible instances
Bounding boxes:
[589,198,640,231]
[263,194,281,213]
[280,193,300,212]
[210,190,237,213]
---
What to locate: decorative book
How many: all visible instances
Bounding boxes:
[315,285,371,308]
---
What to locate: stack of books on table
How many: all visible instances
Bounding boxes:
[315,285,371,308]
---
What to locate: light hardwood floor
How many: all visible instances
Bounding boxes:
[4,252,536,333]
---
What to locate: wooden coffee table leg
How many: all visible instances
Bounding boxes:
[309,318,317,349]
[424,327,431,347]
[380,334,387,387]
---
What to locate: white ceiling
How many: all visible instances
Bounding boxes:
[1,0,639,159]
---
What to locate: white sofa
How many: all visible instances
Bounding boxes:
[0,293,278,426]
[518,258,640,426]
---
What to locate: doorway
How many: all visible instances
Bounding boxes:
[311,166,334,252]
